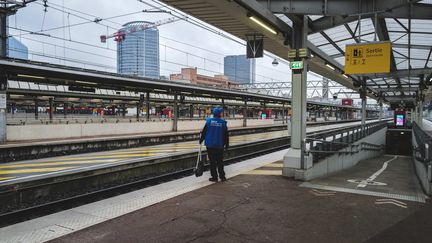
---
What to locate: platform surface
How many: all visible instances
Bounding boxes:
[50,158,428,243]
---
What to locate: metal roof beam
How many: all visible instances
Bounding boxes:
[373,17,402,92]
[257,0,413,16]
[369,68,432,78]
[374,87,419,92]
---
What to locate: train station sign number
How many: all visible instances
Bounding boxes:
[345,41,391,74]
[290,61,303,70]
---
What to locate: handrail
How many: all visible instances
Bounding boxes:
[305,120,389,163]
[413,122,432,164]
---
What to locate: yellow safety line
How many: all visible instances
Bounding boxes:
[242,170,282,175]
[0,159,121,169]
[0,177,15,181]
[263,163,283,168]
[0,167,76,175]
[109,149,189,155]
[58,153,158,161]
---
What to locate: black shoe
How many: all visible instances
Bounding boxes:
[220,177,227,182]
[209,178,218,182]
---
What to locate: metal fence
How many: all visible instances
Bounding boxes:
[306,120,389,163]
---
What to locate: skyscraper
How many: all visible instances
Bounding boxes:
[224,55,256,84]
[7,37,28,59]
[117,21,160,79]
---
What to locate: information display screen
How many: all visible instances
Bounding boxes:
[396,114,404,126]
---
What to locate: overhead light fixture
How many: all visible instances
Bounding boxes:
[17,74,45,79]
[310,53,315,58]
[75,80,97,85]
[325,64,335,70]
[342,74,349,79]
[248,15,278,35]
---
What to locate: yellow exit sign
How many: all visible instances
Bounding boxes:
[345,42,391,74]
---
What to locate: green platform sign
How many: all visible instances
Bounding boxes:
[290,61,303,70]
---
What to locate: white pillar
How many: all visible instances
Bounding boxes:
[0,75,7,143]
[284,15,313,176]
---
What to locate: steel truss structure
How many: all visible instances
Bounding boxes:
[240,80,358,99]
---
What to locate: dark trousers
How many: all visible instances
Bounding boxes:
[207,147,225,179]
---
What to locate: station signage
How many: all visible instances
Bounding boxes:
[290,61,303,70]
[345,41,391,74]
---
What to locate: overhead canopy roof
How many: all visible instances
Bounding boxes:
[160,0,432,108]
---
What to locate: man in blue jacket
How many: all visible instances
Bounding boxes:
[199,107,229,182]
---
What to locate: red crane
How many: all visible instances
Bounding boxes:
[100,17,179,43]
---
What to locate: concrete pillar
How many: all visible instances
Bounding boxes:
[243,101,247,127]
[0,75,7,143]
[146,91,151,121]
[173,94,178,132]
[49,97,54,123]
[284,15,312,174]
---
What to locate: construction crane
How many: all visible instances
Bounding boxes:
[100,17,179,43]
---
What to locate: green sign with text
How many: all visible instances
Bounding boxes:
[290,61,303,70]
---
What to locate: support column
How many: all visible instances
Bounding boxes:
[122,104,126,118]
[221,98,226,118]
[63,102,67,119]
[136,102,141,121]
[419,100,424,127]
[49,97,54,123]
[34,97,39,120]
[0,75,7,143]
[189,104,194,118]
[243,101,247,127]
[146,91,150,121]
[173,94,178,132]
[361,84,367,130]
[379,101,383,121]
[0,13,7,58]
[284,15,312,175]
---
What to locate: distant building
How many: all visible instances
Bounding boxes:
[170,68,239,88]
[117,21,160,79]
[224,55,255,84]
[7,37,28,59]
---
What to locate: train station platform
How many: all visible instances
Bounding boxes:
[1,148,429,243]
[0,119,377,184]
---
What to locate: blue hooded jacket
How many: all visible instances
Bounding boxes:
[199,108,229,149]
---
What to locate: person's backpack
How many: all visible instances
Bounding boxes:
[194,143,204,177]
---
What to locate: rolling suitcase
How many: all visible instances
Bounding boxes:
[194,143,204,177]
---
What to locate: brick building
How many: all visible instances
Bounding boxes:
[170,68,239,89]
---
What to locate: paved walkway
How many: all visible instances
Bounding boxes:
[50,156,428,243]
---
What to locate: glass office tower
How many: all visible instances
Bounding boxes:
[224,55,256,84]
[117,21,160,79]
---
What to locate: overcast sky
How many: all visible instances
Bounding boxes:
[8,0,310,81]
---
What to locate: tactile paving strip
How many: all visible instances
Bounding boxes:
[300,182,427,203]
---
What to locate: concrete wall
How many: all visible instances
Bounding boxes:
[295,127,387,181]
[412,134,432,195]
[6,119,274,141]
